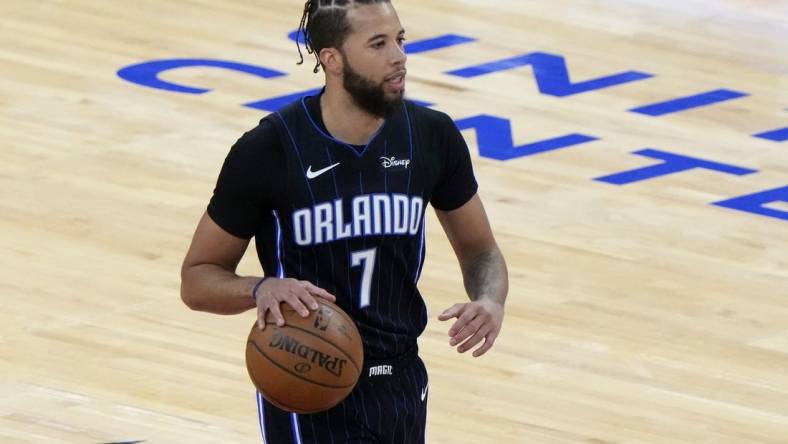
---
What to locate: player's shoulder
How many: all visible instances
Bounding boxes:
[219,115,287,174]
[239,115,279,145]
[229,115,282,155]
[404,101,465,155]
[405,101,455,131]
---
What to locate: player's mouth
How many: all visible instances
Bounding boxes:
[384,70,407,91]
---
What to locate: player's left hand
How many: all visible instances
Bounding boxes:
[438,298,504,357]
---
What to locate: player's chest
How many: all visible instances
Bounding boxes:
[283,138,426,199]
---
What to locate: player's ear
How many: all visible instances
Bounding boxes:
[320,48,343,76]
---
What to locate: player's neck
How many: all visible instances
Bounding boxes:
[320,87,384,146]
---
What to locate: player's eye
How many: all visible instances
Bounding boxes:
[397,37,406,46]
[372,40,385,49]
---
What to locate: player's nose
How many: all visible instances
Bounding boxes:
[390,42,407,66]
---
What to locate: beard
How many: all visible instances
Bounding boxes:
[342,59,404,118]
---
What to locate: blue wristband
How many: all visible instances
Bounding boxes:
[251,276,270,304]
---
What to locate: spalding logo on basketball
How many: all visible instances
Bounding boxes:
[246,299,364,414]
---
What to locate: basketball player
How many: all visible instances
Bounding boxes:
[180,1,508,442]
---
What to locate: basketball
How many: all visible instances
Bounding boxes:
[245,299,364,414]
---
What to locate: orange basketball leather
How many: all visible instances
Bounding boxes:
[246,299,364,413]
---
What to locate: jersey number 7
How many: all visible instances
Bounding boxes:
[350,248,377,308]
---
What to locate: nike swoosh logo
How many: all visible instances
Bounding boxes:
[420,384,429,402]
[306,162,340,179]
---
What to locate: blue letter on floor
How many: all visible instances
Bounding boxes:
[630,89,748,116]
[455,114,598,161]
[714,186,788,221]
[446,52,653,97]
[595,149,757,185]
[117,59,286,94]
[753,127,788,142]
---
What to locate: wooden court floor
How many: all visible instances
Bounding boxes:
[1,0,787,442]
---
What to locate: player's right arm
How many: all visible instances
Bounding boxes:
[180,211,259,315]
[180,211,335,329]
[180,122,333,329]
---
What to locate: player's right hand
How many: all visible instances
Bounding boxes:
[253,278,336,330]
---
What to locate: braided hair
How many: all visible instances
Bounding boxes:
[296,0,391,73]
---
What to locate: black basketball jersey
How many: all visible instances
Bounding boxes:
[208,92,477,359]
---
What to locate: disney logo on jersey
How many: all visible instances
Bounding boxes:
[379,156,410,171]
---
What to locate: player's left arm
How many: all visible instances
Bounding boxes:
[435,194,508,357]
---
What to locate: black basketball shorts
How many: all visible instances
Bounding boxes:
[255,347,429,444]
